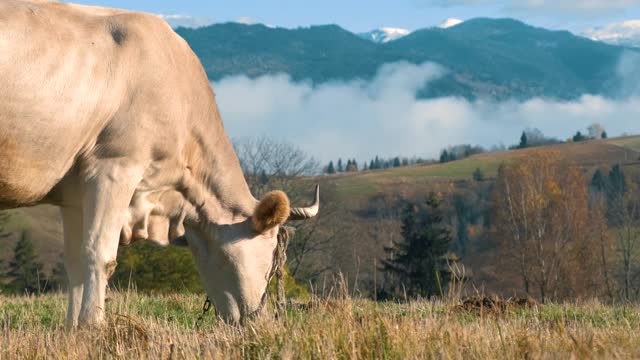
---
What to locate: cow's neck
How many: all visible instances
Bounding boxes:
[182,101,256,226]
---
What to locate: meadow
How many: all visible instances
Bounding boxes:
[1,291,640,359]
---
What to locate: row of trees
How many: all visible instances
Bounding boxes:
[324,123,611,174]
[325,156,432,174]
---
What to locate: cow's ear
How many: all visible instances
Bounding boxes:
[252,191,290,233]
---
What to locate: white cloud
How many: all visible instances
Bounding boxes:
[420,0,640,14]
[516,0,640,12]
[212,61,640,163]
[583,20,640,47]
[156,14,213,29]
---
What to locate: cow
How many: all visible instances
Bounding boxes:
[0,0,319,327]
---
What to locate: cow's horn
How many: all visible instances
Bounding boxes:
[288,185,320,221]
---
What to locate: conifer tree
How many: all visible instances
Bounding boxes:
[519,131,528,149]
[472,167,485,182]
[590,169,607,193]
[7,231,43,294]
[369,159,375,170]
[393,157,401,167]
[608,164,627,198]
[439,150,449,163]
[326,161,336,174]
[380,193,454,298]
[337,158,343,172]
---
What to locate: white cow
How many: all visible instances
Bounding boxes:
[0,0,318,326]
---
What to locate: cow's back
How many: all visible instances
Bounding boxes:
[0,1,195,208]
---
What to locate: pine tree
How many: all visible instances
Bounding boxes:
[573,131,587,142]
[590,169,607,192]
[326,161,336,174]
[519,131,528,149]
[606,164,628,226]
[602,131,608,139]
[608,164,627,198]
[439,150,449,163]
[7,231,44,294]
[374,156,381,169]
[369,159,375,170]
[393,157,401,167]
[380,193,454,298]
[472,167,485,182]
[337,158,343,172]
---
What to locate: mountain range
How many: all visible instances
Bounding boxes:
[358,27,411,44]
[175,18,636,100]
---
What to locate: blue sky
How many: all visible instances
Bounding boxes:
[69,0,640,33]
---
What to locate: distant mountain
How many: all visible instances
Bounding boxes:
[176,18,634,100]
[358,27,411,43]
[438,18,463,29]
[583,20,640,48]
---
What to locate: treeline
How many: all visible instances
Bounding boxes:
[325,156,433,174]
[324,123,611,172]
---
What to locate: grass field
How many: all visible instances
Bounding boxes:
[608,135,640,152]
[1,292,640,359]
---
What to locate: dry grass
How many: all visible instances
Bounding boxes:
[1,291,640,359]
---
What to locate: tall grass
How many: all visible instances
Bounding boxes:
[1,290,639,359]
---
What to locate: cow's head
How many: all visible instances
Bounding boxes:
[183,185,319,323]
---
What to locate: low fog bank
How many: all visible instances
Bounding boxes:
[212,58,640,163]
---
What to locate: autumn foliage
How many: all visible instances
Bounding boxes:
[492,150,604,302]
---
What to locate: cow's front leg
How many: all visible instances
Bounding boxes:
[78,163,143,326]
[61,207,84,329]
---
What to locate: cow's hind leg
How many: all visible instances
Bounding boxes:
[77,162,143,326]
[61,207,84,329]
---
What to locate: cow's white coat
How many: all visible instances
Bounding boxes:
[0,0,310,326]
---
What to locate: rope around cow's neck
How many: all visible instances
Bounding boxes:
[273,226,290,318]
[195,226,290,328]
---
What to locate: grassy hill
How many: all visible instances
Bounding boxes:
[326,136,640,200]
[1,136,639,294]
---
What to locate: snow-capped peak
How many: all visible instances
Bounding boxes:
[438,18,463,29]
[358,27,411,44]
[583,20,640,48]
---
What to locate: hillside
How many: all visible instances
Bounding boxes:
[2,136,638,288]
[328,136,640,200]
[175,18,633,100]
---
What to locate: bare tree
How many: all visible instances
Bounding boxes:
[234,136,339,283]
[588,123,606,140]
[612,191,640,301]
[493,151,594,302]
